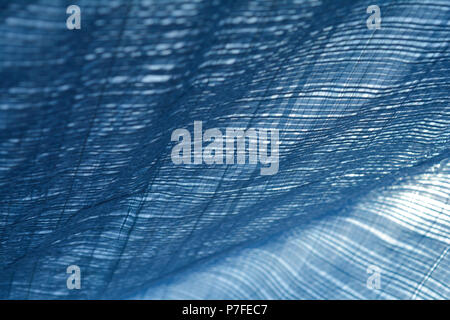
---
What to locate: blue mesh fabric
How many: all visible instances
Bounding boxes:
[0,0,449,299]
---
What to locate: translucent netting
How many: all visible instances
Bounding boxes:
[0,0,449,299]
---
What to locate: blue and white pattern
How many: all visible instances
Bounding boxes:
[0,0,449,299]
